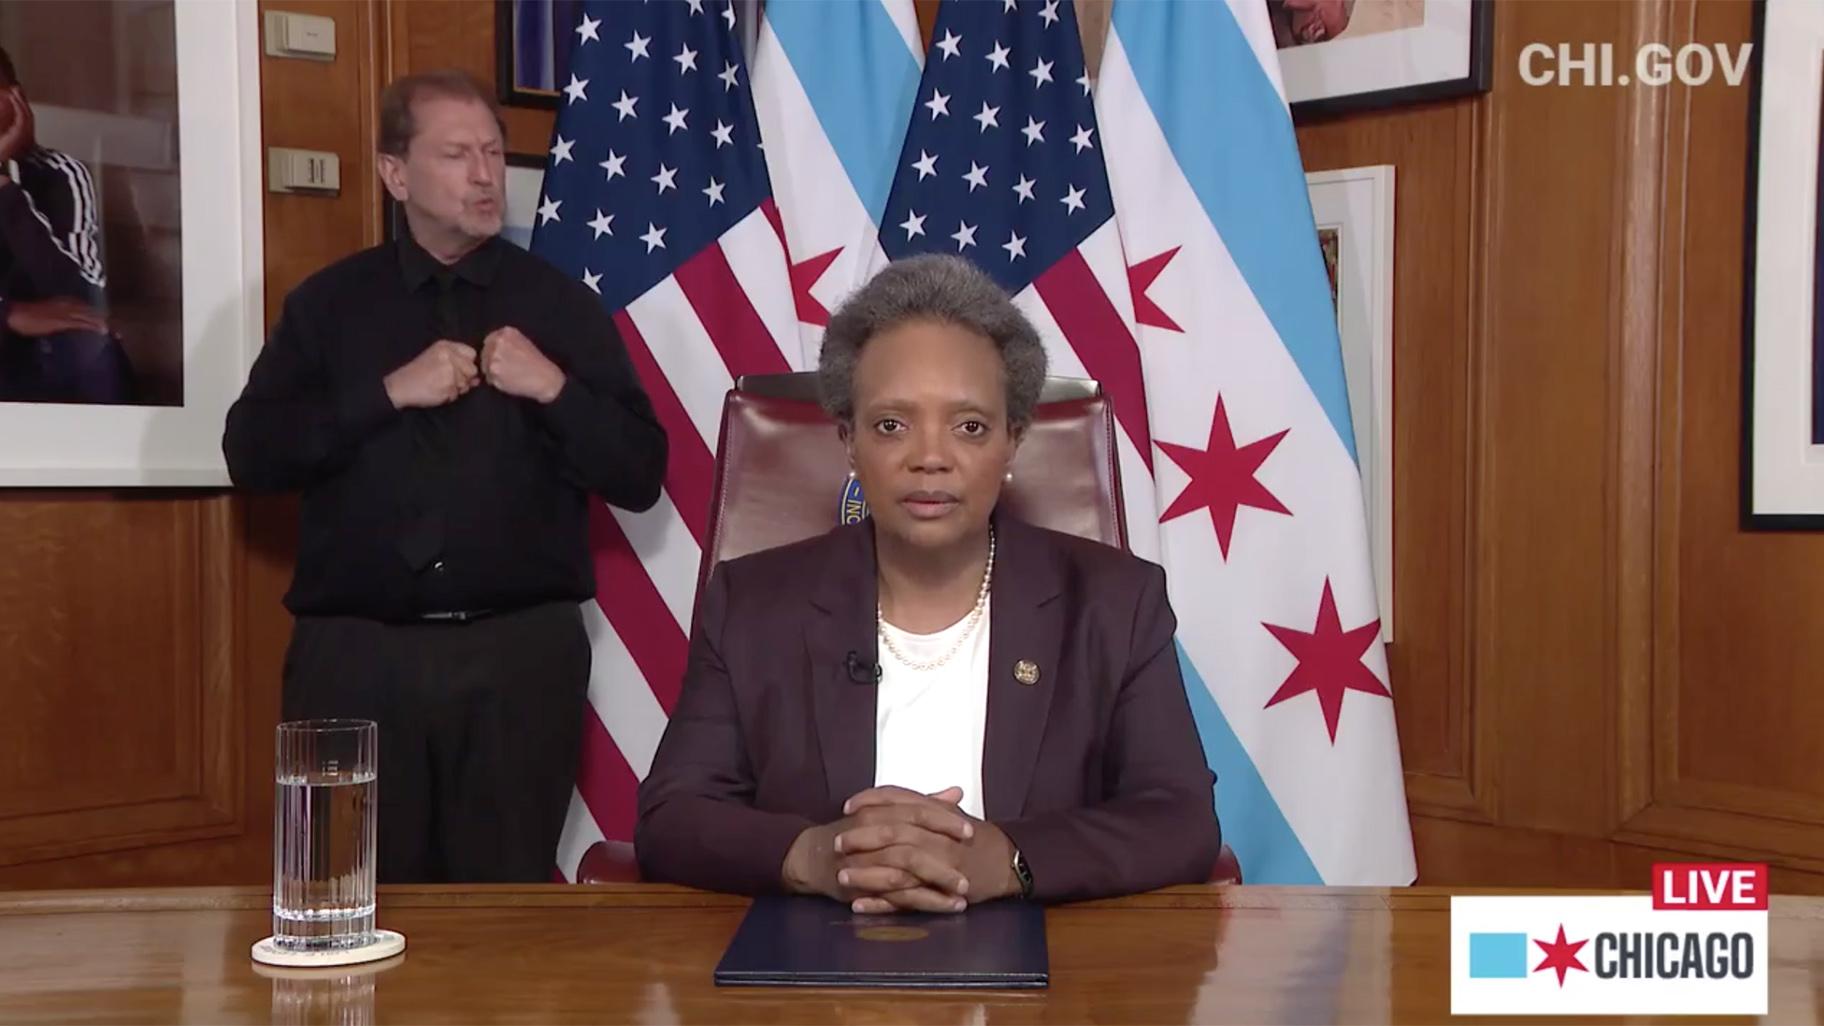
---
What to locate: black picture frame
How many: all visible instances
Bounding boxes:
[496,0,564,110]
[1739,0,1824,530]
[1286,0,1495,121]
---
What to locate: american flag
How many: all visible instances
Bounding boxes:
[525,0,807,877]
[877,0,1160,560]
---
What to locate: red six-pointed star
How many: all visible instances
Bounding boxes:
[1532,925,1590,987]
[1156,396,1290,559]
[1262,578,1388,742]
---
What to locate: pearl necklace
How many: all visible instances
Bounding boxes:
[876,528,996,673]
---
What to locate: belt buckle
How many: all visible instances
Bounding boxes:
[420,609,486,624]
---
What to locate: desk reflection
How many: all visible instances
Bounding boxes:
[254,954,404,1026]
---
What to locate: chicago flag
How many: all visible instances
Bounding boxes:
[1097,0,1415,883]
[751,0,923,356]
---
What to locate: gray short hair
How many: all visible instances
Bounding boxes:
[818,254,1048,429]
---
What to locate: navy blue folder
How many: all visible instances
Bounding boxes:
[713,895,1049,988]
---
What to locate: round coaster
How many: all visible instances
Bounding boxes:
[251,952,406,981]
[251,929,406,968]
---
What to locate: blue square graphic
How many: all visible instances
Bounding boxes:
[1468,933,1529,978]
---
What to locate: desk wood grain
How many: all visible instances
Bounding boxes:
[1,885,1819,1024]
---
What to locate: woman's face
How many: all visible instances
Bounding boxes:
[846,318,1017,554]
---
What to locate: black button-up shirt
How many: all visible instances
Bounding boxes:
[223,234,667,620]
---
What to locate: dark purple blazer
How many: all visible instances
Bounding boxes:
[634,512,1221,902]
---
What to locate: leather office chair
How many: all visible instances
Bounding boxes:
[578,372,1240,886]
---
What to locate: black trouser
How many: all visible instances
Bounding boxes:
[281,602,589,883]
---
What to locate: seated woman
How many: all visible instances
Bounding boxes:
[636,254,1219,912]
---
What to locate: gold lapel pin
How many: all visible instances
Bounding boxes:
[1014,660,1040,686]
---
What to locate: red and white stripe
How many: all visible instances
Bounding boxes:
[1011,221,1161,563]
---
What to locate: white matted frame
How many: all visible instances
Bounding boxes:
[1307,165,1395,639]
[1744,0,1824,528]
[0,2,264,485]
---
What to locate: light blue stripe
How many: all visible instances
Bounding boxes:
[766,0,921,224]
[1469,933,1530,978]
[1113,1,1358,462]
[1177,643,1321,885]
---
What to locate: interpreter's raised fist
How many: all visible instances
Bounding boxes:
[480,325,565,404]
[383,339,479,409]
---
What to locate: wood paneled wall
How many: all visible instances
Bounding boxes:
[1297,0,1824,890]
[3,0,1820,893]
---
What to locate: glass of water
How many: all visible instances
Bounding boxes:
[273,719,378,951]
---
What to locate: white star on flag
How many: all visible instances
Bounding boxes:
[550,136,575,164]
[580,268,602,294]
[973,102,1000,132]
[925,90,950,119]
[625,31,650,61]
[1012,174,1036,202]
[985,41,1011,72]
[536,195,561,225]
[1070,123,1094,152]
[718,61,739,91]
[587,209,614,238]
[1076,70,1091,96]
[599,150,626,180]
[1002,231,1026,261]
[563,74,589,104]
[1029,58,1054,86]
[912,150,939,179]
[673,45,698,74]
[662,103,690,134]
[710,121,734,148]
[962,162,989,191]
[1060,184,1085,213]
[702,178,725,206]
[1040,0,1060,26]
[651,164,678,193]
[638,222,666,252]
[575,14,601,44]
[936,29,962,60]
[1021,117,1045,146]
[951,221,977,250]
[900,210,927,239]
[611,91,638,121]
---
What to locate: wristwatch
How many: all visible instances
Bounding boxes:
[1010,847,1034,900]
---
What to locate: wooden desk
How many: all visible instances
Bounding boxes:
[1,885,1820,1024]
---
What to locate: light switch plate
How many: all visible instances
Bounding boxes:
[264,10,336,61]
[268,148,340,195]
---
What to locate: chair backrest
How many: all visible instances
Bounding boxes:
[698,371,1126,592]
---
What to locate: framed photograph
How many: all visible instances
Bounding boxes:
[0,0,263,484]
[1307,165,1395,638]
[496,0,581,110]
[496,0,762,109]
[385,154,547,251]
[1275,0,1493,117]
[1743,0,1824,528]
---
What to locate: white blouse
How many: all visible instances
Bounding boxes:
[872,597,992,820]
